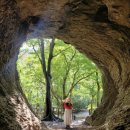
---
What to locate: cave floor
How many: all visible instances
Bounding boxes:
[43,120,97,130]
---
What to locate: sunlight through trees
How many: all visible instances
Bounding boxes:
[17,39,102,119]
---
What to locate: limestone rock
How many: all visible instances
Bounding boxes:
[0,0,130,129]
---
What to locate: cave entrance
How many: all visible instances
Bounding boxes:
[17,38,103,122]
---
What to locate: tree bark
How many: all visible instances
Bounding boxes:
[95,71,101,107]
[61,50,76,99]
[40,38,56,121]
[90,95,94,115]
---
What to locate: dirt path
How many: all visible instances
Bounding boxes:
[42,111,99,130]
[43,120,97,130]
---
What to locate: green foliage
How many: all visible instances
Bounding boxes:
[17,42,46,116]
[72,95,89,110]
[17,38,102,116]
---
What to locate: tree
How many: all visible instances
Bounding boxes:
[18,48,46,117]
[18,38,103,117]
[39,38,55,121]
[18,39,101,114]
[95,71,101,107]
[31,38,57,121]
[50,40,100,108]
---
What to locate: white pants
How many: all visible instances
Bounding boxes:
[64,109,72,126]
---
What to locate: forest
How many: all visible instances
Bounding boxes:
[17,38,102,120]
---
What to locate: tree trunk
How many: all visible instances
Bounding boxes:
[90,95,94,115]
[40,39,56,121]
[62,69,70,99]
[44,74,53,120]
[61,51,76,99]
[95,71,101,107]
[62,76,67,99]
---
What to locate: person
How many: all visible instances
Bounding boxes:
[63,98,73,129]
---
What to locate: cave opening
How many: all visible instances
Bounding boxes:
[1,0,130,129]
[17,38,103,123]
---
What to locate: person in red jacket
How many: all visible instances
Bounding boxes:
[63,98,73,128]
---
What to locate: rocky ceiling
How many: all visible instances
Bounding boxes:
[16,0,130,36]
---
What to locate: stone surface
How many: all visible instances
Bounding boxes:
[0,0,130,129]
[103,0,130,28]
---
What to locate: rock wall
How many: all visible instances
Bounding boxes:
[0,0,44,129]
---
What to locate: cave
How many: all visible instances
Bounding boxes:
[0,0,130,130]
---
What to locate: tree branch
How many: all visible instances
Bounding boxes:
[61,49,77,99]
[53,47,71,57]
[66,71,95,97]
[51,88,61,105]
[28,64,46,85]
[72,67,80,86]
[39,38,47,78]
[70,49,76,61]
[47,38,55,78]
[32,44,42,64]
[74,71,95,86]
[18,50,29,59]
